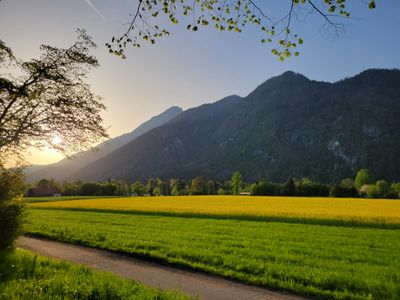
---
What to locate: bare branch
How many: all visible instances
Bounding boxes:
[308,0,338,30]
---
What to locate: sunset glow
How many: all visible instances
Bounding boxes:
[52,136,62,145]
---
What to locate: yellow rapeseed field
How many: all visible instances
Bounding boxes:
[32,195,400,224]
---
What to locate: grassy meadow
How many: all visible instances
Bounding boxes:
[0,249,188,300]
[25,196,400,299]
[25,195,125,203]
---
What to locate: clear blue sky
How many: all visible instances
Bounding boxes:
[1,0,399,164]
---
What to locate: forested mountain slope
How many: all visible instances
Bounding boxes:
[71,69,400,183]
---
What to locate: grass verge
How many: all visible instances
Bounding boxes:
[0,249,188,300]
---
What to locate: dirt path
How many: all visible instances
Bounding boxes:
[18,236,305,300]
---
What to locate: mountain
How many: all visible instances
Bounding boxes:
[71,69,400,183]
[26,106,183,181]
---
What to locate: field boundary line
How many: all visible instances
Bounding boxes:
[29,206,400,229]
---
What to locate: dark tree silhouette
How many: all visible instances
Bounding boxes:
[0,29,108,164]
[0,167,25,250]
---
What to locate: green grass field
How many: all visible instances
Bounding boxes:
[24,195,125,203]
[25,208,400,299]
[0,249,188,300]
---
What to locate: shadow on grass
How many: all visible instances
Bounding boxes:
[25,196,126,203]
[29,206,400,230]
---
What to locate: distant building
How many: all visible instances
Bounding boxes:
[26,187,62,197]
[239,192,251,196]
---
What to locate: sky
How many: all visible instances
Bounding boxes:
[1,0,400,165]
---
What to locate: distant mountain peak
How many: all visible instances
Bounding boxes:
[212,95,242,106]
[273,70,310,83]
[248,71,310,98]
[134,106,183,132]
[25,105,183,182]
[162,106,182,113]
[281,70,306,77]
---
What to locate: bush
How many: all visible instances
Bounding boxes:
[296,178,330,197]
[131,181,146,196]
[366,184,380,198]
[355,169,374,189]
[297,183,330,197]
[190,176,207,195]
[330,185,358,198]
[281,178,296,196]
[340,178,355,189]
[153,187,161,196]
[250,180,281,196]
[80,182,102,196]
[391,183,400,198]
[0,167,25,251]
[386,192,398,199]
[100,182,118,195]
[376,180,390,198]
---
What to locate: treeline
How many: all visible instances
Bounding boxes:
[29,169,400,199]
[28,176,233,197]
[251,169,400,199]
[29,178,129,196]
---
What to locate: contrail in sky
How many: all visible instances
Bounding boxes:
[84,0,108,23]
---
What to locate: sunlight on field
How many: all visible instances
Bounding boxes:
[32,195,400,223]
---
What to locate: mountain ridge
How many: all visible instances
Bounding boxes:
[38,69,400,183]
[26,106,183,182]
